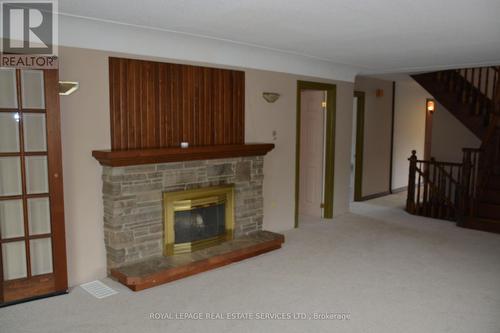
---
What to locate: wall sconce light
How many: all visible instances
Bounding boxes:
[59,81,79,96]
[426,99,435,113]
[375,89,384,98]
[262,92,280,103]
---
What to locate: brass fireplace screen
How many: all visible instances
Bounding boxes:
[163,185,235,255]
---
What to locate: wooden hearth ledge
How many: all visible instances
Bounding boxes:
[92,143,275,167]
[111,231,284,291]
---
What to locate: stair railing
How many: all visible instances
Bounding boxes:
[407,151,463,220]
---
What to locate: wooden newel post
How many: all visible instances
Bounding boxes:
[407,150,418,213]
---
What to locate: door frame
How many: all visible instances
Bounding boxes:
[295,81,336,228]
[353,91,365,201]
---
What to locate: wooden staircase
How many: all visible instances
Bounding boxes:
[407,66,500,233]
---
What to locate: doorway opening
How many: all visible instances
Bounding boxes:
[295,81,336,227]
[351,91,365,202]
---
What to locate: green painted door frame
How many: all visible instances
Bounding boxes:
[295,80,337,228]
[353,91,365,202]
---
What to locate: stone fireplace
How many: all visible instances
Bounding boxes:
[101,156,264,270]
[92,57,281,290]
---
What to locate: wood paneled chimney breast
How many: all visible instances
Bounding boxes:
[108,57,245,150]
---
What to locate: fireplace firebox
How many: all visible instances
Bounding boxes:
[163,185,235,255]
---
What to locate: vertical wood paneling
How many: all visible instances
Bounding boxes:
[214,69,224,144]
[204,68,214,146]
[158,64,166,147]
[233,70,245,143]
[186,65,194,145]
[223,71,231,144]
[231,71,237,144]
[109,57,244,150]
[123,60,131,149]
[176,64,183,145]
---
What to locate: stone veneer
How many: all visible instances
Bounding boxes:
[101,156,264,269]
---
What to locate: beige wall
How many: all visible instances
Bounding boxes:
[58,47,354,286]
[392,80,427,189]
[391,78,481,189]
[431,103,481,163]
[354,77,393,197]
[59,47,110,287]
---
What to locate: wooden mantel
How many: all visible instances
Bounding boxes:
[92,144,275,167]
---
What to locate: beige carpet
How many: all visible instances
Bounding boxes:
[1,192,499,332]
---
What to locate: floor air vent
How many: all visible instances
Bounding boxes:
[80,280,118,299]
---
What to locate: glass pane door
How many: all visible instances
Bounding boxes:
[0,68,66,305]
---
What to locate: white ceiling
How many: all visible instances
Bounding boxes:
[59,0,500,76]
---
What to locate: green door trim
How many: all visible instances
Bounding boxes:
[353,91,365,202]
[295,80,337,228]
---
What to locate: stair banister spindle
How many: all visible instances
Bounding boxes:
[463,68,470,103]
[468,68,473,101]
[448,70,457,91]
[441,164,447,216]
[473,152,479,198]
[461,69,467,100]
[471,68,477,109]
[417,170,421,212]
[492,67,496,99]
[494,70,498,106]
[473,68,477,103]
[455,69,461,92]
[448,165,453,206]
[430,158,436,217]
[485,68,490,107]
[423,163,429,215]
[463,150,470,216]
[478,68,484,115]
[466,151,473,208]
[436,162,442,217]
